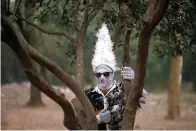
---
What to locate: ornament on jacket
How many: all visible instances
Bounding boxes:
[85,88,104,110]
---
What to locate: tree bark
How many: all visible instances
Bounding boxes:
[113,2,132,50]
[121,0,169,129]
[27,66,48,106]
[76,31,85,90]
[167,55,182,119]
[118,1,134,98]
[113,3,124,50]
[75,0,89,90]
[123,30,133,98]
[27,85,44,106]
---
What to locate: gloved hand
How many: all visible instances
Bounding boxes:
[121,67,135,81]
[96,109,111,124]
[139,89,148,104]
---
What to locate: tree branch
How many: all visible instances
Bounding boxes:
[122,29,132,67]
[142,0,169,36]
[75,0,91,90]
[14,0,22,15]
[17,30,96,126]
[83,0,90,26]
[1,16,78,129]
[14,14,76,43]
[25,69,79,129]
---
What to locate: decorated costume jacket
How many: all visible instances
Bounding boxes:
[85,82,125,130]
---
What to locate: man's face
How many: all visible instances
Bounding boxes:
[95,65,114,90]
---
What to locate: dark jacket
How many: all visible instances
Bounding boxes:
[85,82,125,130]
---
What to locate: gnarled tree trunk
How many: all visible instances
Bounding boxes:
[167,55,182,119]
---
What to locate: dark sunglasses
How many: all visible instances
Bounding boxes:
[95,72,111,78]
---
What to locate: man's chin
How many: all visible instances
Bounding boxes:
[99,85,106,89]
[99,85,105,88]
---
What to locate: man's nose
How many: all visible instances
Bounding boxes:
[100,74,105,79]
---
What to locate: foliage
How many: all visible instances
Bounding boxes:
[182,0,196,83]
[186,0,196,63]
[153,0,196,59]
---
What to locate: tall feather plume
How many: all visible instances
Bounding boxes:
[92,23,117,72]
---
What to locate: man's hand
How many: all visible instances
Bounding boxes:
[121,66,135,81]
[140,89,148,104]
[96,109,111,124]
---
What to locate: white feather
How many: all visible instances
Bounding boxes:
[92,23,117,71]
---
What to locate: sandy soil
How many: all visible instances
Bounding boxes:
[1,82,196,130]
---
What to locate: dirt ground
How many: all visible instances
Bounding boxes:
[1,82,196,130]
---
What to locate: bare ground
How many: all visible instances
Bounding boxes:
[1,82,196,130]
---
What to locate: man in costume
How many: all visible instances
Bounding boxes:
[85,23,147,130]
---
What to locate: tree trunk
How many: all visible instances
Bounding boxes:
[113,3,124,50]
[24,0,45,106]
[40,66,48,80]
[75,0,89,90]
[27,84,44,106]
[167,55,182,119]
[27,66,47,106]
[76,32,85,90]
[123,30,133,97]
[121,0,169,129]
[25,38,44,106]
[113,2,133,50]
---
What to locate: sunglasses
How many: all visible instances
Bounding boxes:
[95,72,111,78]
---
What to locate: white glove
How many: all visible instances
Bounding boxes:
[139,96,146,104]
[96,110,111,124]
[142,89,148,96]
[139,89,148,104]
[121,67,135,80]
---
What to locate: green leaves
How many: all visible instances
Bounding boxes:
[34,0,74,29]
[153,0,194,57]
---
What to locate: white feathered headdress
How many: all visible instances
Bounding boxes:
[92,23,118,72]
